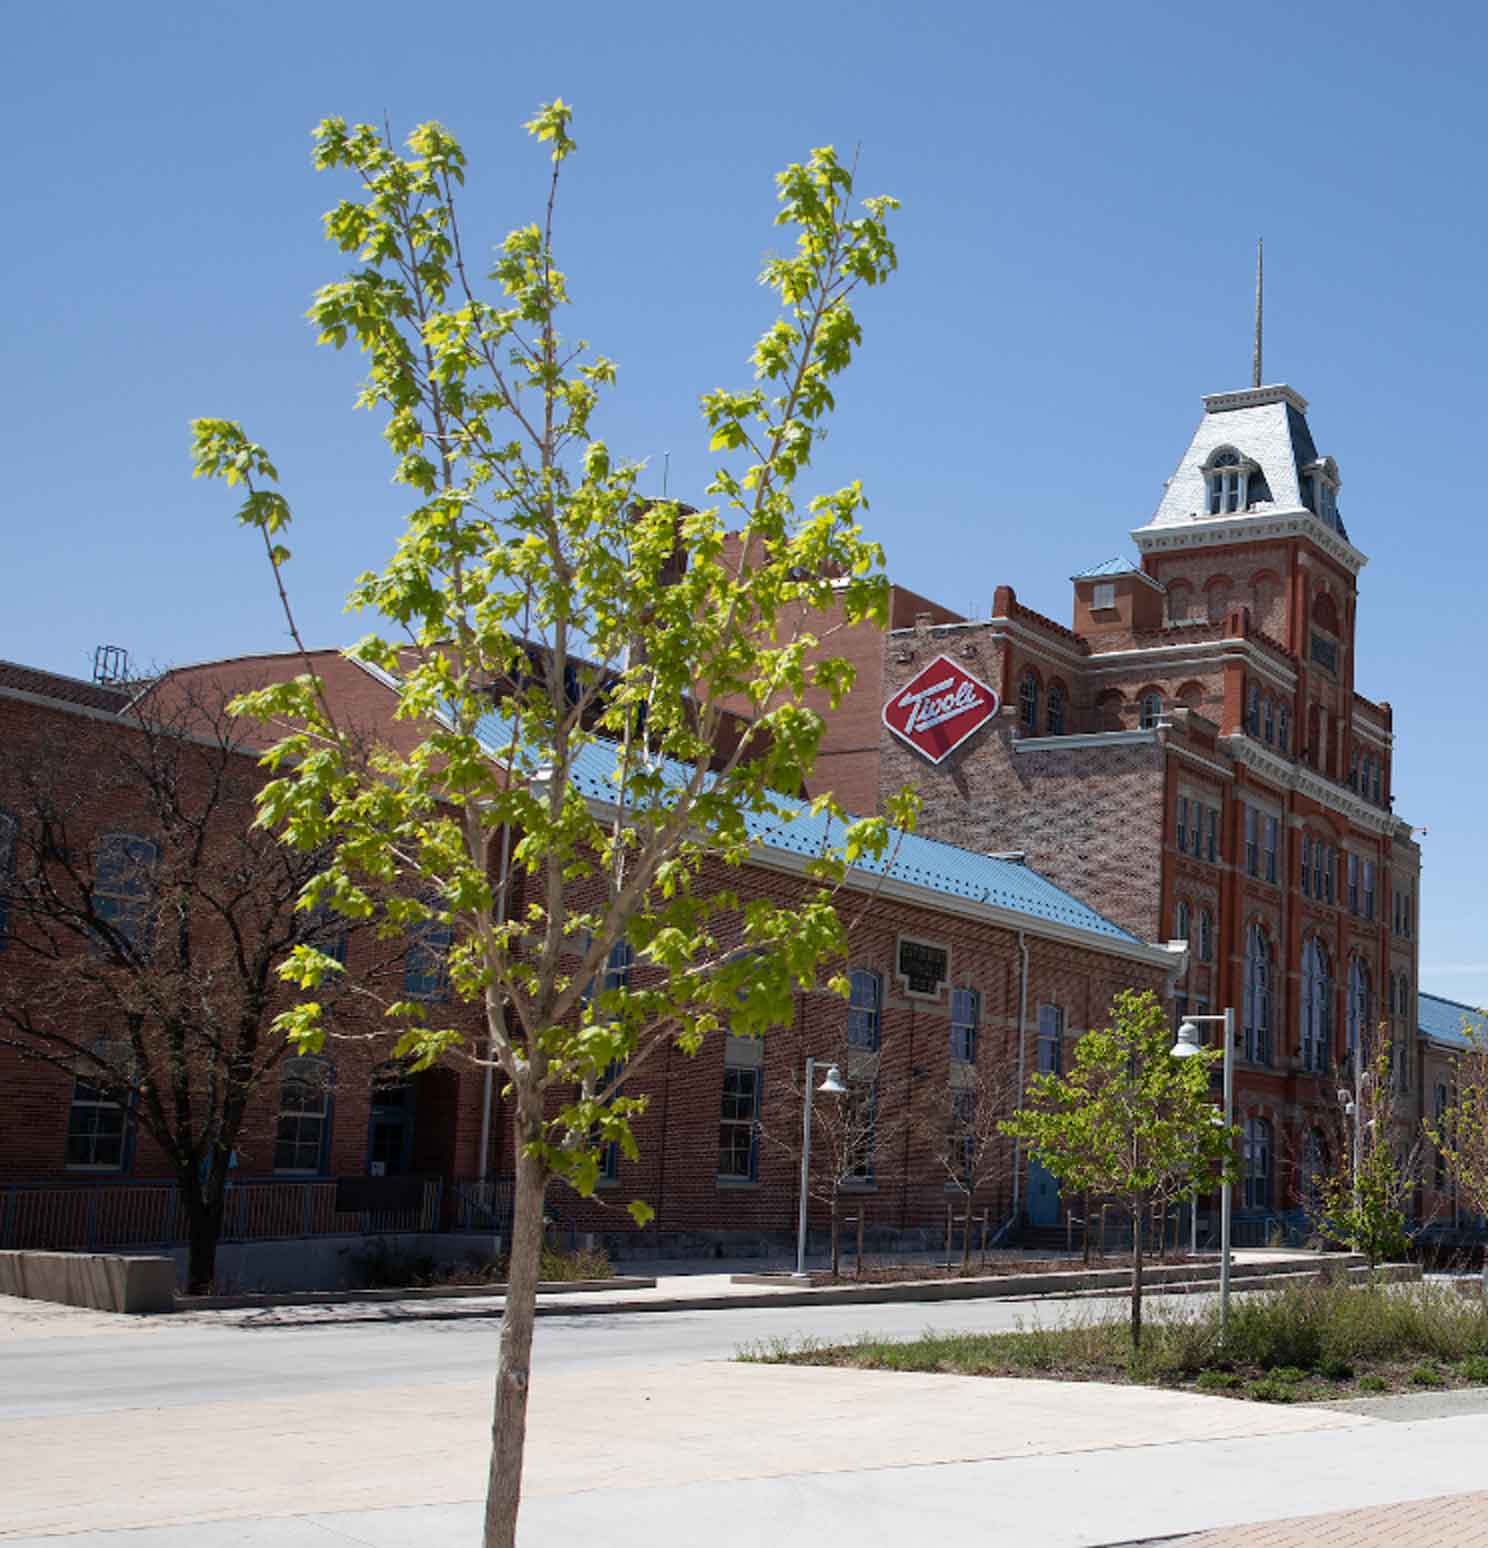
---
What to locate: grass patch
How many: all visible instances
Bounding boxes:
[740,1281,1488,1403]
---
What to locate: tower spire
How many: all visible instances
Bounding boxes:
[1253,237,1264,389]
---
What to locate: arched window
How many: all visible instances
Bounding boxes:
[65,1040,133,1171]
[1277,703,1291,753]
[404,904,452,1000]
[1046,684,1066,736]
[93,832,159,960]
[1244,683,1261,736]
[1140,692,1163,730]
[1206,448,1247,515]
[1243,1116,1273,1210]
[848,969,881,1051]
[1097,690,1125,731]
[1168,582,1193,624]
[1301,938,1332,1073]
[1262,697,1276,744]
[1348,957,1373,1068]
[1019,670,1040,734]
[1198,909,1214,963]
[1243,924,1274,1066]
[949,987,979,1063]
[1174,900,1191,944]
[273,1057,334,1174]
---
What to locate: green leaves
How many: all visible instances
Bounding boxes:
[205,100,902,1231]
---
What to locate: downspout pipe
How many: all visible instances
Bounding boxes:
[1011,930,1030,1218]
[477,820,514,1180]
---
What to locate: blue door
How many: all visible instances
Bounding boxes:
[1027,1155,1060,1226]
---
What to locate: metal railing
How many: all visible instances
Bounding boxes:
[451,1176,516,1234]
[0,1176,443,1253]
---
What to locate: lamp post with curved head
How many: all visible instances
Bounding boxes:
[793,1058,847,1280]
[1171,1007,1235,1343]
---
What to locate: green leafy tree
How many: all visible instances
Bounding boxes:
[192,103,902,1548]
[1319,1032,1416,1268]
[1428,1025,1488,1290]
[1003,989,1236,1349]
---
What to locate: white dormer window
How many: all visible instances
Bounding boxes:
[1092,582,1116,610]
[1206,449,1247,515]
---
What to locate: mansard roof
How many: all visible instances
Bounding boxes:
[1419,991,1488,1052]
[1135,384,1357,554]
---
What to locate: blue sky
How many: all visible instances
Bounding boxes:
[4,1,1484,1002]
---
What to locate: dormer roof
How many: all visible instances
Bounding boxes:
[1132,384,1367,574]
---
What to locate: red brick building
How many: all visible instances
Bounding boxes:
[0,649,1184,1265]
[797,381,1424,1233]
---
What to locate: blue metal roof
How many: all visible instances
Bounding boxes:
[1072,557,1142,579]
[473,709,1143,945]
[1420,991,1488,1051]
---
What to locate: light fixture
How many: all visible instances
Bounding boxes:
[818,1064,847,1096]
[1170,1020,1203,1058]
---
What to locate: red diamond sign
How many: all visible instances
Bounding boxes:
[882,654,1000,765]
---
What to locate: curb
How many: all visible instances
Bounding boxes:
[176,1275,655,1312]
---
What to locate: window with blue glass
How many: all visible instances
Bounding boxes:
[848,969,881,1050]
[65,1041,132,1171]
[93,833,158,959]
[1243,1117,1273,1211]
[949,987,979,1063]
[404,909,452,999]
[1036,1003,1064,1073]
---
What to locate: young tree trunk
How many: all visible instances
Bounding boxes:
[961,1198,972,1271]
[182,1188,226,1295]
[830,1189,841,1279]
[1082,1190,1092,1266]
[1130,1194,1146,1352]
[483,1134,547,1548]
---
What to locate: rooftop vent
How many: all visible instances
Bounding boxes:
[92,644,132,686]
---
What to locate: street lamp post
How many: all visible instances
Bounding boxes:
[793,1057,847,1280]
[1171,1007,1236,1343]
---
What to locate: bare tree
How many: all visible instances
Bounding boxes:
[911,1056,1016,1269]
[0,685,379,1291]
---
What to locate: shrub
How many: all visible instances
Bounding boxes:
[1358,1373,1388,1393]
[1409,1363,1444,1388]
[1270,1365,1308,1385]
[1194,1369,1241,1393]
[1317,1356,1355,1382]
[1247,1378,1296,1403]
[1457,1354,1488,1385]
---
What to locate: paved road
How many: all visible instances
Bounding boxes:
[6,1290,1488,1548]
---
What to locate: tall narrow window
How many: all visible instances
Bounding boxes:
[848,969,881,1051]
[1174,900,1191,945]
[949,987,979,1064]
[1348,958,1373,1068]
[1301,938,1332,1072]
[1363,861,1376,922]
[843,1080,877,1182]
[1263,815,1279,885]
[1206,806,1219,863]
[1244,1117,1273,1211]
[1037,1003,1064,1074]
[1245,683,1261,736]
[0,807,16,946]
[1140,692,1162,730]
[1198,909,1214,963]
[1262,697,1276,744]
[273,1057,333,1174]
[1046,686,1066,736]
[1300,834,1313,897]
[1189,801,1202,856]
[1245,807,1259,877]
[1372,760,1383,804]
[1019,671,1040,734]
[718,1064,761,1181]
[1243,924,1273,1065]
[93,833,158,960]
[1207,449,1246,514]
[603,940,634,992]
[1347,854,1360,915]
[1176,795,1189,853]
[65,1042,132,1170]
[1278,704,1291,753]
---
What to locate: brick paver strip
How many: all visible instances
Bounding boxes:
[1177,1490,1488,1546]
